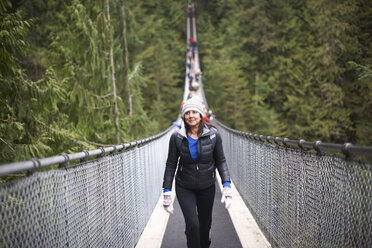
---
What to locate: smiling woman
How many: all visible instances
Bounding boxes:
[162,97,232,248]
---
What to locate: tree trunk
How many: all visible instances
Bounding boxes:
[255,73,259,106]
[121,4,132,116]
[106,0,120,144]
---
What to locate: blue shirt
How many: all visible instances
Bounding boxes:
[187,135,198,160]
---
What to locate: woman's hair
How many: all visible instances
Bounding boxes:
[205,121,216,130]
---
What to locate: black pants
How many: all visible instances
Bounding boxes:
[176,183,215,248]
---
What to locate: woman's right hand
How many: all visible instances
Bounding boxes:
[163,191,174,214]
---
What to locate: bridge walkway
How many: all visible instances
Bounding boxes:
[136,176,271,248]
[136,4,271,248]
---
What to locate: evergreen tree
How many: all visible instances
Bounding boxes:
[197,0,371,144]
[0,0,35,162]
[128,0,185,130]
[0,1,75,162]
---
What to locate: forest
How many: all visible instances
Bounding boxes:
[0,0,371,163]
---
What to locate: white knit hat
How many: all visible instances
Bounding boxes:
[182,97,204,118]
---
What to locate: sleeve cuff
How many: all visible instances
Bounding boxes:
[222,181,231,188]
[163,188,171,192]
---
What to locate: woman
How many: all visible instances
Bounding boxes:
[162,97,232,248]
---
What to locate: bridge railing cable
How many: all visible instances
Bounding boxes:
[0,126,173,176]
[214,119,372,248]
[215,120,372,157]
[0,126,175,247]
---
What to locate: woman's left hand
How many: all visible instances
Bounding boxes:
[221,187,232,209]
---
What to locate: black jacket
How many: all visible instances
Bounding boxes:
[162,124,230,190]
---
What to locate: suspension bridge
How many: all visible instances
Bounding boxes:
[1,4,372,248]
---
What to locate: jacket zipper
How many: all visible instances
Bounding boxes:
[196,138,201,171]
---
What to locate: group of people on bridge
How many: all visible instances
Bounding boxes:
[187,36,201,92]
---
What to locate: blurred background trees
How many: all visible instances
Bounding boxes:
[198,0,372,145]
[0,0,371,163]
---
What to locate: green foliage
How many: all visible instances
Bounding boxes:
[197,0,372,145]
[1,0,187,163]
[121,62,158,140]
[1,0,371,164]
[345,62,372,145]
[348,62,372,81]
[124,0,185,130]
[0,0,31,77]
[0,0,43,162]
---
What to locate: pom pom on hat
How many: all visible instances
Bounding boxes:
[182,97,204,118]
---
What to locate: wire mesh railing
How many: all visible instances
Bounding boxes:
[0,127,175,248]
[215,120,372,248]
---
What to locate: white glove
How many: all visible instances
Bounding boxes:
[163,191,174,214]
[221,187,232,209]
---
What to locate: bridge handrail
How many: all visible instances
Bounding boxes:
[214,119,372,157]
[0,126,174,176]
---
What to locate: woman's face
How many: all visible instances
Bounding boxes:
[184,110,201,128]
